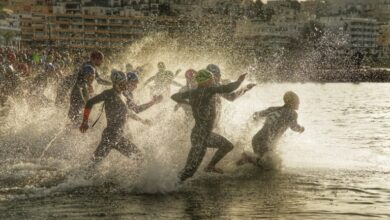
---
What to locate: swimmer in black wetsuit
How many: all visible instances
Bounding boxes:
[80,70,141,167]
[171,69,247,182]
[236,91,305,167]
[56,51,110,106]
[144,62,182,97]
[206,64,256,128]
[123,71,163,124]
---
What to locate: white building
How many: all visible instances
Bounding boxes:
[235,18,304,53]
[0,14,21,46]
[319,16,379,55]
[378,22,390,59]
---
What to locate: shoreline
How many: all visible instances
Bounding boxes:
[263,68,390,83]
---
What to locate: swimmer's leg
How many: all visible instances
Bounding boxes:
[204,132,234,174]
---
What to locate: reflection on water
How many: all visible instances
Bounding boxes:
[0,83,390,219]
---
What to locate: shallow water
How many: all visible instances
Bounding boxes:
[1,83,390,219]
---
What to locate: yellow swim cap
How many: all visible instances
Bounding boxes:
[283,91,299,106]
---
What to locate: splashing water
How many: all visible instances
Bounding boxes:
[1,36,390,218]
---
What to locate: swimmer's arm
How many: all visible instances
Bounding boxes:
[95,72,112,86]
[174,69,182,77]
[290,113,304,133]
[128,112,152,125]
[171,90,190,105]
[80,91,107,132]
[84,90,107,110]
[221,88,247,101]
[172,80,184,87]
[80,85,89,104]
[210,80,242,94]
[211,73,247,94]
[144,75,156,86]
[253,107,278,120]
[128,111,143,121]
[127,96,162,113]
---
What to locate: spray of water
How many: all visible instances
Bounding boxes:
[1,33,388,200]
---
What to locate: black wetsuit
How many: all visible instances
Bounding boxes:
[85,88,140,163]
[68,77,90,124]
[56,62,110,105]
[252,106,300,164]
[123,90,153,113]
[171,80,243,182]
[145,70,182,97]
[66,62,111,123]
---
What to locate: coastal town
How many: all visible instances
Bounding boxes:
[1,0,390,81]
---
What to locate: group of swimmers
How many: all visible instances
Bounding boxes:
[51,50,305,183]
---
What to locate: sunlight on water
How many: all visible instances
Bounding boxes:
[0,36,389,218]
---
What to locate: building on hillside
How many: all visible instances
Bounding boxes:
[319,16,379,56]
[235,18,304,54]
[378,22,390,59]
[0,14,21,47]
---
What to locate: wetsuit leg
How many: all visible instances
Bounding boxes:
[206,132,234,167]
[179,129,208,182]
[68,98,83,125]
[113,136,141,158]
[251,132,271,167]
[91,129,113,164]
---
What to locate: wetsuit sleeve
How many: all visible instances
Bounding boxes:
[171,90,190,105]
[85,90,107,109]
[253,107,279,120]
[80,84,89,104]
[209,80,242,95]
[95,71,112,86]
[144,75,156,85]
[126,98,154,113]
[128,111,143,122]
[221,88,247,101]
[172,80,183,87]
[289,111,303,132]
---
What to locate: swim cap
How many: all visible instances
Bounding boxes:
[157,62,166,70]
[111,70,127,85]
[195,69,213,85]
[185,69,196,80]
[283,91,299,106]
[90,51,104,61]
[79,64,95,77]
[7,52,16,62]
[126,71,139,82]
[206,64,220,76]
[45,63,55,72]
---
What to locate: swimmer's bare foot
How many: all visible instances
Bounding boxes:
[204,166,224,174]
[236,152,250,166]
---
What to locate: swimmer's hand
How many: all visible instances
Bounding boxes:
[237,73,248,82]
[299,126,305,133]
[174,104,180,111]
[142,119,152,126]
[152,95,163,104]
[79,121,89,133]
[246,83,256,90]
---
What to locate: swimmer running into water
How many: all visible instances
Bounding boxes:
[237,91,304,168]
[172,69,247,182]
